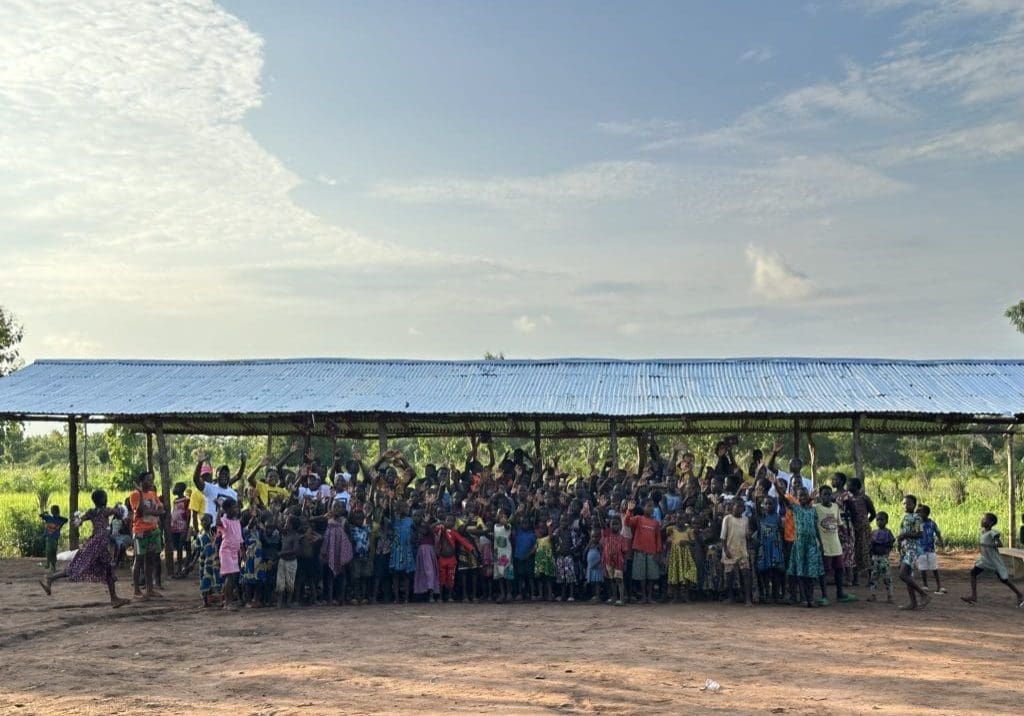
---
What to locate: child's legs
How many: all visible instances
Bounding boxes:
[1000,576,1024,600]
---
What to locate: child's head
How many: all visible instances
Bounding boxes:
[848,476,863,495]
[172,481,187,498]
[818,485,833,506]
[350,509,365,527]
[90,489,108,508]
[981,512,997,530]
[221,497,240,518]
[875,511,888,529]
[135,470,155,491]
[610,515,622,533]
[797,488,811,507]
[200,513,213,531]
[589,526,601,542]
[902,494,917,514]
[916,504,931,520]
[50,504,61,516]
[643,499,655,517]
[760,496,776,514]
[730,499,745,517]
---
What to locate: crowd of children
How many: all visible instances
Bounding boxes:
[39,435,1024,612]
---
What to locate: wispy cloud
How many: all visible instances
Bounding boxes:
[878,120,1024,164]
[513,315,537,333]
[316,174,338,187]
[0,0,495,334]
[738,46,774,64]
[745,245,816,302]
[371,161,664,207]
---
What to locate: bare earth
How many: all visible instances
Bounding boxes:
[1,553,1022,716]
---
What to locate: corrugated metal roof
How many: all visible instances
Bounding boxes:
[1,358,1023,425]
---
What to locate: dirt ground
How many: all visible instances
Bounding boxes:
[1,553,1022,716]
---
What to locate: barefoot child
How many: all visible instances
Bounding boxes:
[867,512,895,603]
[961,513,1024,608]
[277,516,301,607]
[169,482,191,575]
[492,509,513,604]
[39,489,130,608]
[625,499,662,604]
[217,498,243,611]
[754,496,785,604]
[915,505,945,594]
[585,527,605,602]
[187,513,222,607]
[815,486,855,605]
[602,514,629,606]
[896,495,930,611]
[720,499,753,606]
[533,523,556,601]
[666,511,697,602]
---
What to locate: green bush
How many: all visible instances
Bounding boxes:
[0,507,45,557]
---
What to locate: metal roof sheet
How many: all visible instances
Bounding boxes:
[1,357,1023,422]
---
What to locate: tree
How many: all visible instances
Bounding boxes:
[0,306,22,377]
[1007,300,1024,335]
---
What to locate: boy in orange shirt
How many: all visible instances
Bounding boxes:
[625,499,662,604]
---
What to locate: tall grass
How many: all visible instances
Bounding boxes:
[0,490,130,556]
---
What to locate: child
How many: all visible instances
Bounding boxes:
[240,512,264,607]
[512,509,537,601]
[585,527,604,602]
[413,516,439,602]
[961,512,1024,607]
[169,482,191,575]
[349,509,372,605]
[372,517,393,604]
[258,512,281,606]
[277,516,301,608]
[39,489,130,608]
[666,511,697,602]
[602,515,629,606]
[554,516,577,602]
[815,486,855,605]
[477,524,494,602]
[492,509,513,604]
[40,505,68,572]
[867,512,895,603]
[755,496,785,604]
[320,504,353,606]
[915,505,945,594]
[297,517,323,605]
[625,499,662,604]
[217,498,243,611]
[896,494,930,611]
[720,499,753,606]
[532,523,555,601]
[780,483,824,608]
[390,506,416,604]
[435,515,473,603]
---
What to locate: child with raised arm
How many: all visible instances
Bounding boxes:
[781,482,824,608]
[961,512,1024,608]
[867,512,895,603]
[915,504,945,594]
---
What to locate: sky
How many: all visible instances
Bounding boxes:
[1,0,1023,363]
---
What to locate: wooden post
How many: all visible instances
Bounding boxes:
[853,415,865,486]
[609,419,619,469]
[377,419,388,454]
[155,422,174,573]
[68,418,80,549]
[146,431,154,474]
[81,421,89,490]
[637,433,648,474]
[1009,432,1018,549]
[533,420,542,468]
[792,420,800,461]
[807,432,818,485]
[266,418,273,456]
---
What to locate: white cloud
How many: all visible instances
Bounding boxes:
[540,315,553,326]
[0,0,492,333]
[316,174,338,187]
[880,120,1024,163]
[745,245,816,301]
[738,47,774,64]
[513,315,537,333]
[407,327,422,337]
[596,119,689,138]
[41,333,101,357]
[371,161,664,207]
[616,322,642,336]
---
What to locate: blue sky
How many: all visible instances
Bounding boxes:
[1,0,1023,362]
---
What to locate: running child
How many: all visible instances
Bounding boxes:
[961,512,1024,608]
[867,512,895,603]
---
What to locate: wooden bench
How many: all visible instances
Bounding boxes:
[999,548,1024,579]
